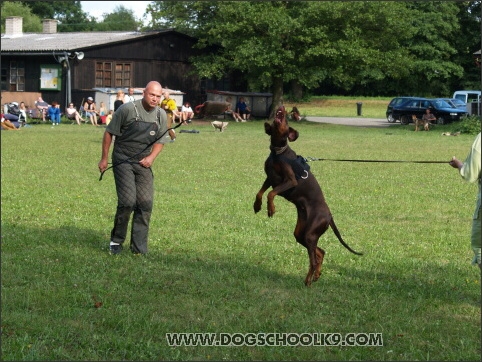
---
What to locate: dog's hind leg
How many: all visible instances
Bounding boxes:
[304,215,330,286]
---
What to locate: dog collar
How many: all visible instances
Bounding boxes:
[271,145,288,155]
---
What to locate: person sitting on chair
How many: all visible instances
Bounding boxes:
[422,108,436,126]
[66,102,85,125]
[36,97,49,122]
[181,101,194,124]
[83,97,99,126]
[236,97,251,121]
[290,106,302,122]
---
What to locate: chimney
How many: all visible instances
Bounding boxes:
[42,19,58,34]
[5,16,23,37]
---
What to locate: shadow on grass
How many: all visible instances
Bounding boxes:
[2,221,480,360]
[3,221,477,307]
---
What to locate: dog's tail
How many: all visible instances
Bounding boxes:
[329,218,363,255]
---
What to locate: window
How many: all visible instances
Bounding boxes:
[9,61,25,91]
[96,62,131,88]
[115,63,131,87]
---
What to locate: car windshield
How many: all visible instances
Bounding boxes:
[431,99,454,109]
[450,99,465,106]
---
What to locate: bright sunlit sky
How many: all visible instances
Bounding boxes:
[80,1,151,24]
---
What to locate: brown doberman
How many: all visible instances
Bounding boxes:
[253,106,362,286]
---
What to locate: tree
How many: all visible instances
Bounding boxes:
[450,1,481,90]
[19,0,95,31]
[1,1,42,33]
[94,5,141,31]
[146,1,419,117]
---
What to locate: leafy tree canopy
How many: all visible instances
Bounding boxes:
[1,1,42,32]
[95,5,141,31]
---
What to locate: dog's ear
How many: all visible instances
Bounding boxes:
[288,127,299,142]
[264,122,272,135]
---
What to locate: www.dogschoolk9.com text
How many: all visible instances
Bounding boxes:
[166,332,383,347]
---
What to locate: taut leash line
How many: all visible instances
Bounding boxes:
[305,156,448,164]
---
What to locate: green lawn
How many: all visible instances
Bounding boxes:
[1,119,480,361]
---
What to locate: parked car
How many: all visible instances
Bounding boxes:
[389,97,468,125]
[441,98,467,110]
[386,97,414,123]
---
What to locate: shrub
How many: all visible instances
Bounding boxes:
[449,115,481,135]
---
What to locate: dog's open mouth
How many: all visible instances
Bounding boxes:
[274,107,285,125]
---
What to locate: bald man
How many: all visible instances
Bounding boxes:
[99,81,168,254]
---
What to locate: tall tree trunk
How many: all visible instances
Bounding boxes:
[290,79,303,101]
[269,76,284,120]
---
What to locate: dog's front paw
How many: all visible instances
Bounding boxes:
[267,204,275,218]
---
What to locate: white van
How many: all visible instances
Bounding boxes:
[452,90,481,103]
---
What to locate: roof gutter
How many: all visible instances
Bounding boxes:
[0,51,74,56]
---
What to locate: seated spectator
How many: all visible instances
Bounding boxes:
[236,97,251,121]
[35,97,49,122]
[289,106,301,122]
[225,97,243,122]
[83,97,99,126]
[105,110,114,125]
[99,101,107,124]
[18,102,28,127]
[114,90,125,111]
[66,103,85,125]
[181,101,194,124]
[48,101,61,126]
[1,114,20,130]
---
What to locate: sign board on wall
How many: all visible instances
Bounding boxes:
[40,65,61,91]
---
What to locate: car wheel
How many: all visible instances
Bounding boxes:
[400,115,410,125]
[387,114,396,123]
[437,117,445,125]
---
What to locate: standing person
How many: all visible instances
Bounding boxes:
[236,97,251,121]
[83,97,99,126]
[18,101,28,127]
[114,90,125,111]
[449,132,481,271]
[98,81,168,255]
[159,90,177,141]
[124,87,135,103]
[48,101,61,126]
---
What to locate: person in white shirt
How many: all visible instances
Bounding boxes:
[124,87,135,103]
[181,101,194,124]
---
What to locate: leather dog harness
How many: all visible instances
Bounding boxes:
[269,146,310,180]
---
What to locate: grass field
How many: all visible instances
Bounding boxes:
[1,108,481,360]
[284,95,393,118]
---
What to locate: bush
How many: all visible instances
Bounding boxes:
[448,115,481,135]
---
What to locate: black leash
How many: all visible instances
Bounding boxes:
[305,156,448,164]
[99,122,183,181]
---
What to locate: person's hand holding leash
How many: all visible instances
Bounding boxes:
[449,156,463,170]
[98,158,108,173]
